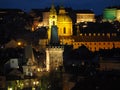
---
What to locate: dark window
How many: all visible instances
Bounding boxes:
[12,60,14,63]
[53,21,55,25]
[63,27,66,34]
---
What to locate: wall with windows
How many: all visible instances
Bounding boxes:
[73,41,120,52]
[76,13,95,23]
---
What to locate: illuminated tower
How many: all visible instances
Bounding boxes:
[48,2,57,41]
[46,24,64,72]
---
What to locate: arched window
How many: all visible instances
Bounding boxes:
[63,27,66,34]
[53,21,55,25]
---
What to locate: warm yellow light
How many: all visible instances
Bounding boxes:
[17,42,22,46]
[33,81,36,85]
[36,81,39,85]
[8,87,12,90]
[37,68,40,72]
[32,87,35,90]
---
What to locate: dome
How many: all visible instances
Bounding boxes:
[57,14,72,22]
[57,6,72,22]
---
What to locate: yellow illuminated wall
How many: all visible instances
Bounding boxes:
[46,46,64,71]
[59,35,120,52]
[57,6,73,36]
[76,13,95,23]
[48,5,57,41]
[116,9,120,21]
[49,5,57,28]
[73,41,117,51]
[46,6,120,53]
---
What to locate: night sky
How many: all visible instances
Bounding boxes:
[0,0,120,15]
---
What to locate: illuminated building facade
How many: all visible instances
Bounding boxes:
[46,45,64,71]
[116,9,120,21]
[46,24,64,71]
[57,6,73,36]
[72,34,120,51]
[48,4,57,41]
[103,7,120,22]
[39,5,120,52]
[59,33,120,52]
[76,10,95,23]
[30,9,50,31]
[46,5,64,71]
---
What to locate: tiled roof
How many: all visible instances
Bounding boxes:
[59,36,120,42]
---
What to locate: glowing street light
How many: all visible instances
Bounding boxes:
[8,87,12,90]
[32,80,39,90]
[17,42,22,46]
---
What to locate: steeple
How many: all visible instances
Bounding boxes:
[60,0,64,7]
[49,7,56,26]
[59,5,66,14]
[50,0,56,16]
[48,0,57,42]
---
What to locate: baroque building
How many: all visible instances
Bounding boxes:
[46,4,64,71]
[57,6,73,36]
[48,4,58,41]
[76,10,95,23]
[39,5,120,53]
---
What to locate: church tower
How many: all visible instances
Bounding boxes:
[48,3,57,41]
[46,23,64,72]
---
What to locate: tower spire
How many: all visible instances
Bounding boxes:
[60,0,64,6]
[52,0,54,5]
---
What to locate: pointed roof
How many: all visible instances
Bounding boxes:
[59,6,66,14]
[8,69,22,76]
[24,45,36,64]
[50,4,56,14]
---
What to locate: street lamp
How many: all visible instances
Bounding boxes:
[17,42,22,46]
[32,80,39,90]
[8,87,12,90]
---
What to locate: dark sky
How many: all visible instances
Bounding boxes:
[0,0,120,15]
